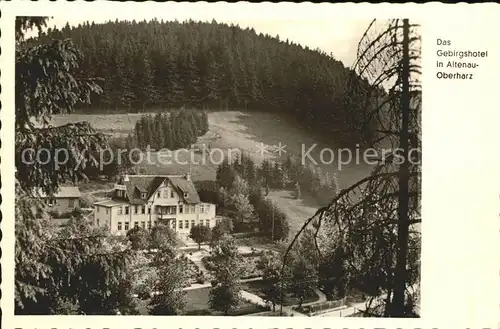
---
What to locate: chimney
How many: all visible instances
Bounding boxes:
[184,173,191,181]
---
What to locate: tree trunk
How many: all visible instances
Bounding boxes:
[198,243,201,251]
[391,18,411,317]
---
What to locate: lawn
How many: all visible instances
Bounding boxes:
[184,287,268,315]
[134,287,270,315]
[241,280,319,307]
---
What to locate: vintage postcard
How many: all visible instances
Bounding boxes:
[1,1,499,329]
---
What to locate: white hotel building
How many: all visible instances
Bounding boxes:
[93,174,217,241]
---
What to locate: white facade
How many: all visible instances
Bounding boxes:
[93,177,216,241]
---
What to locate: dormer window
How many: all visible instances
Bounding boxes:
[142,192,147,199]
[184,192,189,198]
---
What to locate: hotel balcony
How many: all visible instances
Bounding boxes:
[157,213,176,221]
[114,184,126,191]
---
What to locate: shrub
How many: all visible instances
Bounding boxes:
[195,271,206,284]
[185,309,212,315]
[135,283,152,300]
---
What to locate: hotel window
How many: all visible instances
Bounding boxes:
[134,221,139,228]
[125,206,129,215]
[69,199,75,208]
[200,205,204,213]
[205,205,210,213]
[191,205,196,213]
[157,191,161,198]
[172,221,176,229]
[179,205,183,214]
[141,206,146,214]
[185,220,189,229]
[184,192,189,198]
[142,192,147,199]
[105,208,109,215]
[119,207,123,215]
[148,206,151,214]
[164,189,169,198]
[179,221,183,229]
[117,222,122,231]
[134,206,138,214]
[191,220,195,228]
[147,221,151,230]
[124,222,129,230]
[170,190,174,198]
[141,221,146,229]
[206,219,210,227]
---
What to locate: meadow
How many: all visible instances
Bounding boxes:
[50,110,373,233]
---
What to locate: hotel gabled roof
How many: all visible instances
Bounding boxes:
[119,175,200,205]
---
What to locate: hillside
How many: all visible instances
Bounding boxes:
[49,110,373,233]
[29,19,375,147]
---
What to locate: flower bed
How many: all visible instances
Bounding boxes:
[184,258,206,285]
[293,300,343,315]
[239,255,262,279]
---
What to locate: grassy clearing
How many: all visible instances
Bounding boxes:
[266,189,319,233]
[183,287,268,315]
[78,180,115,193]
[52,110,372,234]
[48,113,143,132]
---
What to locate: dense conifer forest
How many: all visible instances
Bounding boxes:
[132,110,209,150]
[28,19,378,145]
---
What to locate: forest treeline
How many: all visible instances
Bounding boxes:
[29,19,379,147]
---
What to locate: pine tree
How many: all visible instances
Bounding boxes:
[15,18,135,315]
[132,48,155,108]
[32,19,376,144]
